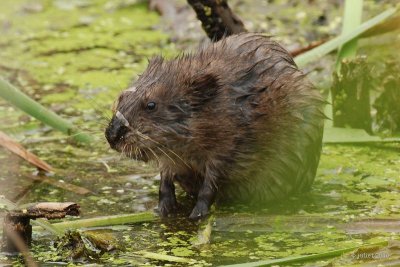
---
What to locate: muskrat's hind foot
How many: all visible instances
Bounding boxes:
[158,173,178,217]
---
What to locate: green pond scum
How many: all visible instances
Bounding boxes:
[0,0,400,266]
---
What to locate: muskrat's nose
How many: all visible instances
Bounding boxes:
[105,116,130,149]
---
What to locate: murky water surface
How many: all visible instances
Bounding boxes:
[0,0,399,265]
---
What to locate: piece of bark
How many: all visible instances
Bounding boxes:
[2,202,80,253]
[5,202,80,222]
[26,202,80,219]
[187,0,246,41]
[0,131,52,172]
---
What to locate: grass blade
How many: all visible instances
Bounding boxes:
[325,0,364,127]
[294,8,396,68]
[336,0,364,71]
[33,212,156,232]
[0,78,92,144]
[33,219,64,236]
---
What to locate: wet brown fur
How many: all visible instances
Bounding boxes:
[107,33,325,216]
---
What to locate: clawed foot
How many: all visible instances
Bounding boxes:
[189,200,209,220]
[158,196,178,218]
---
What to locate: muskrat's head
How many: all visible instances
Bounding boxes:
[105,56,218,162]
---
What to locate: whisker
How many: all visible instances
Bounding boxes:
[120,143,128,161]
[129,145,133,159]
[156,147,176,165]
[133,129,190,168]
[147,146,160,165]
[142,148,152,164]
[138,147,143,160]
[134,146,138,161]
[85,94,113,121]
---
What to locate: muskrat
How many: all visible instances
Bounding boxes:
[105,33,325,220]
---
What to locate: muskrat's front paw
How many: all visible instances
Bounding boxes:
[158,197,178,217]
[189,201,209,220]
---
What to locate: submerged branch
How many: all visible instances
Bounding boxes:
[187,0,246,41]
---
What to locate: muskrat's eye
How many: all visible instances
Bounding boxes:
[146,102,156,111]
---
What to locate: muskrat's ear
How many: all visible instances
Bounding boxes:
[190,73,219,102]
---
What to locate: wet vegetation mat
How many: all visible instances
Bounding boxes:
[0,0,399,266]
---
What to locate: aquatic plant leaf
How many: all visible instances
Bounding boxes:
[335,0,363,71]
[0,78,92,144]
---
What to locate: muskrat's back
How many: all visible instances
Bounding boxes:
[106,33,325,218]
[186,33,324,203]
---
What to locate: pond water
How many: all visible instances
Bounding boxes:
[0,0,399,266]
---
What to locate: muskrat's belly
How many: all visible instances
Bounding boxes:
[175,126,323,205]
[218,169,295,205]
[219,115,323,204]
